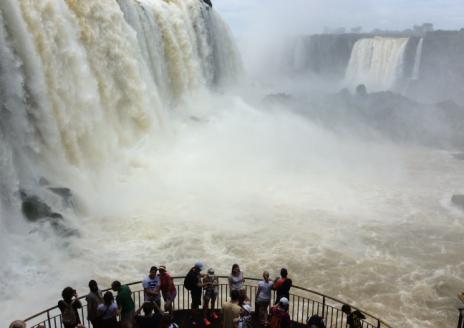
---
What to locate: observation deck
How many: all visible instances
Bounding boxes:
[24,275,395,328]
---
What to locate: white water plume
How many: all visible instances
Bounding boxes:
[345,37,409,91]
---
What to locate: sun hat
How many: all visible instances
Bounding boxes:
[159,265,167,271]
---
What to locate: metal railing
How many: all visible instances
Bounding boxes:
[24,276,392,328]
[458,308,464,328]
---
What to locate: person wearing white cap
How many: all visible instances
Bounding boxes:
[269,297,291,328]
[203,268,219,325]
[159,265,177,313]
[235,304,253,328]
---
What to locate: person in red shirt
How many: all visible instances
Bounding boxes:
[159,265,177,313]
[270,297,291,328]
[273,268,292,304]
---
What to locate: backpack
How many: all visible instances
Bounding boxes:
[61,302,77,326]
[184,271,195,290]
[307,315,326,328]
[270,313,282,328]
[270,306,284,328]
[347,310,365,328]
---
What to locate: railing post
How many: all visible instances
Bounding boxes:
[458,308,463,328]
[47,310,51,328]
[321,296,326,319]
[377,319,381,328]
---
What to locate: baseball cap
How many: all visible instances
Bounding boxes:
[194,261,204,270]
[279,297,289,305]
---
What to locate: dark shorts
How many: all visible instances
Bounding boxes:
[203,289,217,302]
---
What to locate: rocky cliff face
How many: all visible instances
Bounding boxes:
[408,30,464,103]
[295,34,364,78]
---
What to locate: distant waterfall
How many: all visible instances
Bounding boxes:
[411,38,424,80]
[345,37,409,91]
[0,0,241,231]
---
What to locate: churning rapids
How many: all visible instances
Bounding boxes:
[0,1,463,327]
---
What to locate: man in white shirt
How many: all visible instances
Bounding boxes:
[142,266,161,308]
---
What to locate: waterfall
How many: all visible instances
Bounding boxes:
[117,0,241,100]
[411,38,424,80]
[0,0,241,233]
[345,37,409,91]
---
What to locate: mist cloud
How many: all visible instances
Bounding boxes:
[216,0,464,37]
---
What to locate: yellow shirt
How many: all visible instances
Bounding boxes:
[222,301,241,328]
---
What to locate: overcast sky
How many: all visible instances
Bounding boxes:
[214,0,464,37]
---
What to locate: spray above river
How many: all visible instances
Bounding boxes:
[1,1,464,327]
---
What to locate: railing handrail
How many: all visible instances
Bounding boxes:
[23,275,392,327]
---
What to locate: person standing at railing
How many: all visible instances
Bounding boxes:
[111,281,135,327]
[256,271,274,326]
[273,268,292,304]
[97,291,119,328]
[185,262,204,309]
[203,267,219,325]
[143,266,162,309]
[159,265,177,314]
[229,264,245,297]
[185,262,205,325]
[58,287,82,328]
[341,304,365,328]
[86,280,103,327]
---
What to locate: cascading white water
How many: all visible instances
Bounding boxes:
[116,0,241,101]
[345,37,409,91]
[0,0,239,207]
[0,0,240,311]
[412,38,424,80]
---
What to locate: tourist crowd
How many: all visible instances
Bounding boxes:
[10,262,365,328]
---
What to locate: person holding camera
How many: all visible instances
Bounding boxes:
[58,287,82,328]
